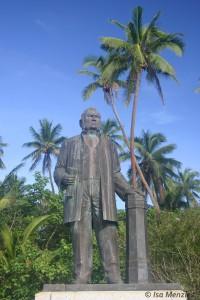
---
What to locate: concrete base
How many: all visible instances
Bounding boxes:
[35,284,187,300]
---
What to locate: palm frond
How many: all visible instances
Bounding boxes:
[40,119,52,141]
[119,150,131,162]
[142,11,160,43]
[0,224,15,259]
[22,149,41,161]
[54,136,65,145]
[22,215,50,248]
[79,69,100,80]
[149,54,177,79]
[29,126,42,142]
[110,19,127,31]
[132,6,143,42]
[150,32,184,56]
[0,192,16,211]
[148,132,166,150]
[0,159,6,169]
[82,82,101,100]
[153,144,177,157]
[5,163,25,179]
[101,37,131,52]
[0,136,7,147]
[127,22,138,44]
[50,124,62,140]
[161,158,181,169]
[82,55,100,67]
[102,55,128,82]
[23,141,42,148]
[29,154,42,171]
[146,65,164,104]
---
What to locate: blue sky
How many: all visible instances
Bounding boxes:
[0,0,200,204]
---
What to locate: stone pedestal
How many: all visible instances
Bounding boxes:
[126,192,149,283]
[35,284,187,300]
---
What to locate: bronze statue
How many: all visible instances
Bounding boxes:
[54,107,133,284]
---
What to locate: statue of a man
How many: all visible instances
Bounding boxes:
[54,107,132,284]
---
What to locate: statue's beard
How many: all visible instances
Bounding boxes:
[82,126,100,134]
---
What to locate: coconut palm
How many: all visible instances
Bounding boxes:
[22,119,64,193]
[101,6,184,188]
[80,55,125,102]
[163,179,186,210]
[1,174,26,199]
[0,136,7,169]
[120,130,181,206]
[101,119,123,151]
[177,168,200,207]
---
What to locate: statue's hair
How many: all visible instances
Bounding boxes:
[81,107,101,120]
[79,107,101,129]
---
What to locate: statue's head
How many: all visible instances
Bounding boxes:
[80,107,101,132]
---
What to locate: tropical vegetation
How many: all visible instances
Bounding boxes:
[22,119,64,193]
[100,6,184,189]
[0,173,199,300]
[101,119,123,151]
[120,130,181,206]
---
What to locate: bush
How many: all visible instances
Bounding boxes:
[147,209,200,300]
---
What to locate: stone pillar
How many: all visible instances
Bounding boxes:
[125,192,150,283]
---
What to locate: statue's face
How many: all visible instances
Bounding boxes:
[81,109,101,131]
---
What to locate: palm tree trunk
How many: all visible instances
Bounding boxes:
[48,165,55,194]
[110,92,160,212]
[158,178,165,205]
[130,71,141,188]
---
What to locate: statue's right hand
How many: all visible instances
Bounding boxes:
[62,174,76,186]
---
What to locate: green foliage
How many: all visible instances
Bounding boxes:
[101,119,123,151]
[163,169,200,210]
[0,171,199,300]
[0,241,73,300]
[101,6,184,104]
[147,209,200,300]
[120,130,181,206]
[80,55,126,105]
[0,172,73,299]
[22,119,65,193]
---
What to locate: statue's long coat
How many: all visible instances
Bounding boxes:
[54,134,123,223]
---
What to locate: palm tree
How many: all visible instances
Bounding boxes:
[0,136,7,169]
[101,119,123,151]
[0,174,26,199]
[177,168,200,207]
[80,55,125,102]
[120,130,181,206]
[22,119,64,193]
[101,6,184,188]
[80,55,160,211]
[163,179,186,210]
